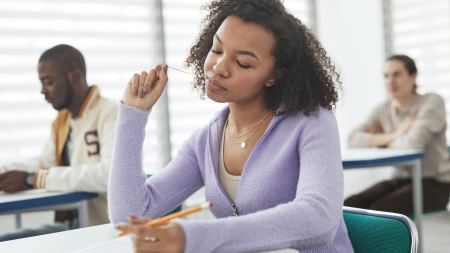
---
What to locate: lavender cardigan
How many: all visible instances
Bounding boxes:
[108,103,353,253]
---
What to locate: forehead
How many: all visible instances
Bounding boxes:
[38,60,62,77]
[216,15,275,56]
[384,60,407,73]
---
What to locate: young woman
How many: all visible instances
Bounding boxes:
[109,1,353,252]
[346,55,450,215]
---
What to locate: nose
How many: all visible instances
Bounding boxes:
[212,57,230,78]
[40,85,48,96]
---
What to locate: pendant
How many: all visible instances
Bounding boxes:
[240,142,246,148]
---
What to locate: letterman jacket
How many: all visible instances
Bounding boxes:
[1,85,117,225]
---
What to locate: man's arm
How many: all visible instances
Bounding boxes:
[0,136,56,192]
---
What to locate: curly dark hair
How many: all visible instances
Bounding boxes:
[185,0,341,115]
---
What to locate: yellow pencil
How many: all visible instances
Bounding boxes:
[118,202,212,237]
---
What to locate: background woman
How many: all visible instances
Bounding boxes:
[346,54,450,216]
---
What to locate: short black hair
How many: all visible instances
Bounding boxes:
[38,44,86,79]
[186,0,341,115]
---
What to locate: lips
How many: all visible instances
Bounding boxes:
[206,78,228,92]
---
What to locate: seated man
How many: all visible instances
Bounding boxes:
[0,44,117,231]
[345,54,450,215]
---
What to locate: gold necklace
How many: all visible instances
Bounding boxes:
[227,110,271,139]
[226,111,271,148]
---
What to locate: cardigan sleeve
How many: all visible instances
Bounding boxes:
[108,103,204,223]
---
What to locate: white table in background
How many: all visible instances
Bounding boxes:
[0,189,97,228]
[342,148,424,252]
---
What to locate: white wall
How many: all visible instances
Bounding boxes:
[316,0,394,197]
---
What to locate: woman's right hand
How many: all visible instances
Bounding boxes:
[122,64,168,111]
[118,215,186,253]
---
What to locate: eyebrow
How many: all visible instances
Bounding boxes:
[214,34,259,61]
[384,70,401,76]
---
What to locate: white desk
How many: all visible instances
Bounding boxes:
[0,189,97,228]
[342,148,424,253]
[0,224,298,253]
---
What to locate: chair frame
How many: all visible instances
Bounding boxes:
[343,206,418,253]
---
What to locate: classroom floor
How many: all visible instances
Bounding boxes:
[423,211,450,252]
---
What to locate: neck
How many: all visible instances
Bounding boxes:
[392,93,414,112]
[228,100,272,132]
[69,83,90,118]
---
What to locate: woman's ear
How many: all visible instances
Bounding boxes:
[265,69,282,87]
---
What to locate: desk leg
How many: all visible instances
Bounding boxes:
[412,160,423,253]
[78,200,89,228]
[15,213,22,229]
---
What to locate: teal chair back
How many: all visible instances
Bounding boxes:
[343,206,418,253]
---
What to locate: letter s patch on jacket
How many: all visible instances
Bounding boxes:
[84,130,100,156]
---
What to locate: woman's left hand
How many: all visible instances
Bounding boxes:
[119,215,186,253]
